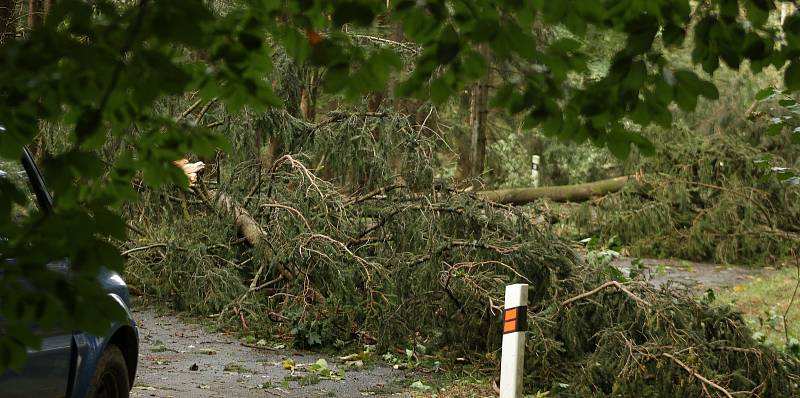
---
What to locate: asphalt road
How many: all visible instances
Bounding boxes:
[131,306,411,398]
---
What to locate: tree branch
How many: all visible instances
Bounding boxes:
[121,243,167,257]
[561,281,650,307]
[662,353,734,398]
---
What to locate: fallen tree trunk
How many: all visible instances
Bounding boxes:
[200,188,295,281]
[477,175,632,205]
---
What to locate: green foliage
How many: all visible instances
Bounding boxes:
[754,89,800,179]
[131,161,800,395]
[565,129,800,265]
[2,0,800,374]
[114,93,800,396]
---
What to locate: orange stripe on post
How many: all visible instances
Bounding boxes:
[503,320,516,334]
[504,308,517,321]
[502,305,527,335]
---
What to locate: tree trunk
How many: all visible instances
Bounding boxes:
[299,67,321,121]
[299,88,314,121]
[477,175,632,205]
[454,126,472,183]
[469,81,488,181]
[366,90,384,138]
[468,49,490,188]
[27,0,43,28]
[0,0,16,43]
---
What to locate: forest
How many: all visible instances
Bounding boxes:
[2,0,800,397]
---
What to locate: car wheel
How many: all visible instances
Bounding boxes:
[87,344,130,398]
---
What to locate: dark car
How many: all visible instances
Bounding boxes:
[0,146,139,398]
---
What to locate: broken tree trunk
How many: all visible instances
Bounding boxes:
[477,175,632,205]
[202,189,295,281]
[173,159,295,280]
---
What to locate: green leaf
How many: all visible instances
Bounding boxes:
[767,121,784,136]
[564,11,587,37]
[429,78,451,105]
[399,8,440,43]
[460,49,488,80]
[74,109,102,146]
[607,138,631,160]
[623,17,658,55]
[699,80,719,99]
[744,0,770,27]
[662,24,686,47]
[675,85,698,112]
[279,28,312,62]
[237,31,262,51]
[436,25,461,64]
[654,75,674,105]
[506,25,537,60]
[786,60,800,92]
[623,61,647,90]
[410,380,432,392]
[606,129,632,160]
[331,1,375,26]
[719,0,739,20]
[630,133,656,156]
[540,115,563,136]
[755,87,777,101]
[792,127,800,144]
[675,70,718,99]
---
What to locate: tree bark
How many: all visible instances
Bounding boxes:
[27,0,43,28]
[366,90,384,139]
[207,190,295,281]
[0,0,16,43]
[468,48,490,188]
[477,175,632,205]
[469,82,489,180]
[299,67,321,121]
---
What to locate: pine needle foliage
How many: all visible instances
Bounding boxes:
[564,130,800,265]
[119,97,800,396]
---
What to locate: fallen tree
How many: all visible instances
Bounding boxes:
[116,104,800,397]
[124,153,800,397]
[477,175,632,204]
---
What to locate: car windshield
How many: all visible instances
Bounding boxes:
[0,158,40,225]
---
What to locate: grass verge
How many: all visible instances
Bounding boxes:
[718,267,800,351]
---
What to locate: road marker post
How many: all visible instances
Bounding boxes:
[500,283,528,398]
[531,155,540,187]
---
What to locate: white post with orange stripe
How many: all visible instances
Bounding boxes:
[500,283,528,398]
